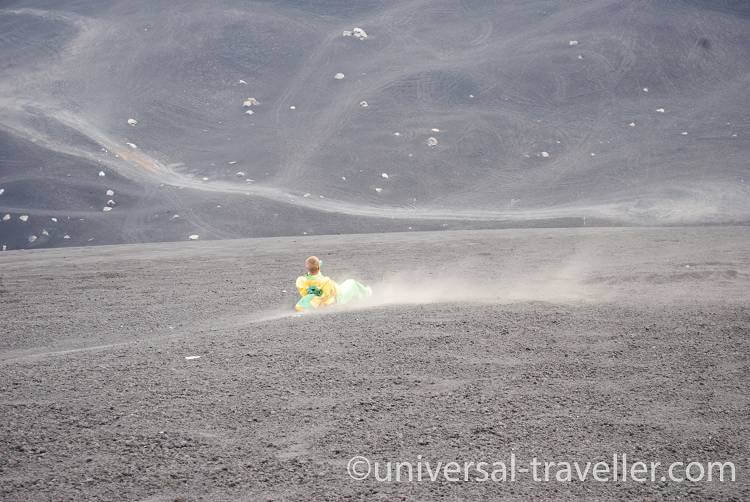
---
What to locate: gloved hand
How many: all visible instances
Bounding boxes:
[306,285,323,296]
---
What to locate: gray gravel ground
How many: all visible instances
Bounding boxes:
[0,227,748,500]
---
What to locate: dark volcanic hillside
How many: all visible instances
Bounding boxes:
[1,0,749,249]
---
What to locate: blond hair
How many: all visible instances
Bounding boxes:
[305,256,320,274]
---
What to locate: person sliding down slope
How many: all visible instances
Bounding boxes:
[295,256,372,312]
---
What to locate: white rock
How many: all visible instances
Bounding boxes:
[107,199,116,206]
[374,187,383,193]
[643,87,649,92]
[243,98,259,107]
[629,122,636,127]
[102,206,112,212]
[469,94,474,98]
[63,234,70,239]
[202,177,209,181]
[341,176,346,180]
[28,235,37,243]
[188,234,200,240]
[427,137,438,146]
[569,40,579,46]
[334,73,345,80]
[19,215,29,222]
[126,142,137,149]
[228,161,238,165]
[41,229,49,236]
[245,109,254,115]
[343,27,368,40]
[239,79,247,85]
[577,54,583,60]
[105,190,114,197]
[2,214,10,221]
[0,188,4,195]
[51,217,58,222]
[393,132,401,136]
[171,214,180,219]
[127,118,138,126]
[656,108,665,113]
[681,131,688,135]
[185,355,201,360]
[289,105,296,110]
[590,152,596,156]
[235,171,246,177]
[541,151,550,158]
[431,128,440,132]
[303,193,311,198]
[359,100,369,108]
[381,172,389,179]
[1,245,5,251]
[98,171,106,177]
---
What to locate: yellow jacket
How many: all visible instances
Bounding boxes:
[295,273,338,309]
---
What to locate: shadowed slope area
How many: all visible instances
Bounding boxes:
[1,0,749,249]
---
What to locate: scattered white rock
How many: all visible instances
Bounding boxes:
[541,151,550,158]
[245,109,254,115]
[359,100,369,108]
[19,215,29,222]
[188,234,200,240]
[343,27,368,40]
[235,171,246,177]
[126,142,137,149]
[374,187,383,193]
[289,105,296,110]
[381,172,389,179]
[185,355,201,360]
[656,108,665,113]
[102,206,112,212]
[2,214,10,221]
[427,137,438,146]
[28,235,37,243]
[127,118,138,126]
[98,171,106,177]
[51,217,58,222]
[243,98,259,107]
[63,234,71,239]
[106,189,115,196]
[569,40,579,46]
[334,73,345,80]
